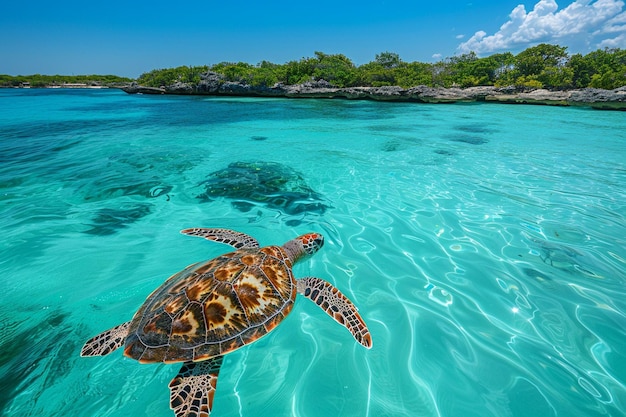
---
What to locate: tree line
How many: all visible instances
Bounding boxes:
[137,44,625,90]
[0,74,133,88]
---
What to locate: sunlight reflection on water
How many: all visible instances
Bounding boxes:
[1,89,625,417]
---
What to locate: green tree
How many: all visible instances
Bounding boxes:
[515,44,569,77]
[568,48,626,89]
[538,66,573,89]
[375,52,402,69]
[589,66,626,89]
[357,61,396,86]
[446,52,508,87]
[210,62,255,83]
[567,53,595,88]
[394,62,432,88]
[281,57,318,84]
[430,59,454,87]
[0,73,132,87]
[130,43,624,90]
[479,52,515,85]
[250,65,279,87]
[312,52,358,87]
[137,66,205,87]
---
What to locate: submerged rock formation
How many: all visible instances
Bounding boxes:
[122,73,626,110]
[197,161,329,217]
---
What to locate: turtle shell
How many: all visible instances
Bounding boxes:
[123,245,296,364]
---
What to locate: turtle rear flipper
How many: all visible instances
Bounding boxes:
[81,321,131,357]
[169,357,223,417]
[297,277,372,348]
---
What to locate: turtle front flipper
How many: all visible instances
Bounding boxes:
[169,357,223,417]
[297,277,373,349]
[181,228,260,249]
[81,321,131,357]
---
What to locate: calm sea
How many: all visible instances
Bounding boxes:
[1,88,625,417]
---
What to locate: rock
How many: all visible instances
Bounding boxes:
[485,88,571,106]
[218,82,253,95]
[407,86,473,102]
[569,88,626,109]
[367,86,406,100]
[284,81,339,97]
[196,161,329,217]
[166,82,194,94]
[196,71,224,93]
[301,79,334,89]
[122,82,165,94]
[122,79,626,109]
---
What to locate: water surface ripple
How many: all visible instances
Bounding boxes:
[1,89,625,417]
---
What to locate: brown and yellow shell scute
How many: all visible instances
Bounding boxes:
[123,246,296,363]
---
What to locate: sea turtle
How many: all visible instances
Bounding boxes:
[81,228,372,417]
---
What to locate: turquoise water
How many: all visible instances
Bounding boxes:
[1,88,625,417]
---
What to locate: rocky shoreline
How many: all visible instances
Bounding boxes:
[123,72,626,110]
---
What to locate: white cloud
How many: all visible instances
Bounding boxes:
[457,0,626,54]
[456,34,466,39]
[599,31,626,46]
[432,53,443,60]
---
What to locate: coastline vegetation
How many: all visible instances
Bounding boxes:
[0,74,133,88]
[2,44,623,91]
[137,44,625,90]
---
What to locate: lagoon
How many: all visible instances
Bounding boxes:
[1,88,625,417]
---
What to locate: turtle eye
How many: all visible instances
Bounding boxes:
[312,234,324,248]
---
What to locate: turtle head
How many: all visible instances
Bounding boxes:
[283,233,324,264]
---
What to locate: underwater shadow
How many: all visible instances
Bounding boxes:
[0,310,77,413]
[196,161,330,219]
[84,204,153,235]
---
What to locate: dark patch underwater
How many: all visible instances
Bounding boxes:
[85,204,152,235]
[197,161,329,216]
[0,310,77,414]
[451,136,490,145]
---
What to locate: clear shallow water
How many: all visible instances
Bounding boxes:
[1,88,625,417]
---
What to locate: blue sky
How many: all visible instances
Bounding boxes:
[1,0,625,77]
